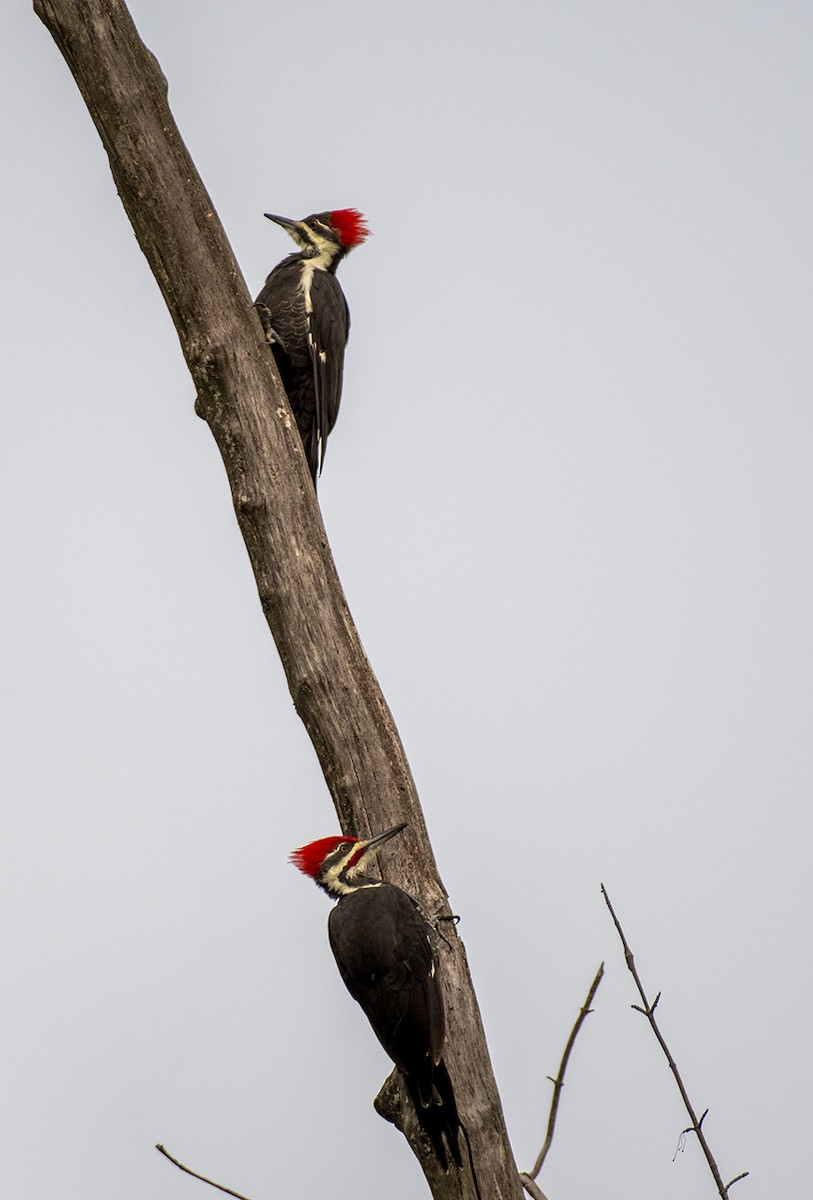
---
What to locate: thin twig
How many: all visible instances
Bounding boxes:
[522,961,604,1195]
[156,1144,255,1200]
[519,1172,551,1200]
[600,885,749,1198]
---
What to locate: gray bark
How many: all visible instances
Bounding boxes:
[34,2,523,1196]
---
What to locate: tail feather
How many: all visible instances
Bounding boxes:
[405,1058,463,1171]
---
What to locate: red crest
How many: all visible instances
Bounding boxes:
[330,208,370,248]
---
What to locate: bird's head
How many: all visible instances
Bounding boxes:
[264,208,370,268]
[290,822,406,897]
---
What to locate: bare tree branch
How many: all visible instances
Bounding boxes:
[519,962,604,1199]
[156,1146,255,1200]
[527,962,604,1179]
[33,1,521,1194]
[519,1174,551,1200]
[601,885,748,1198]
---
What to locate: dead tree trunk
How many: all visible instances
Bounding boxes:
[34,1,523,1197]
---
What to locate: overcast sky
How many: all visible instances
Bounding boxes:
[3,2,812,1198]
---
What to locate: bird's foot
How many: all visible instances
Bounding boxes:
[432,909,460,951]
[254,302,283,346]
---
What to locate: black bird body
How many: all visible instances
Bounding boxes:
[291,825,464,1172]
[254,208,368,487]
[328,883,445,1103]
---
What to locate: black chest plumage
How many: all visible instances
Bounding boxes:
[254,255,350,486]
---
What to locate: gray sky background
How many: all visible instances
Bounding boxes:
[3,2,811,1197]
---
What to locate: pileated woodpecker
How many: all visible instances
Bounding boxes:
[254,208,369,487]
[290,823,464,1172]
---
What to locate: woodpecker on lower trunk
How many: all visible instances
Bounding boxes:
[254,207,369,488]
[290,823,465,1172]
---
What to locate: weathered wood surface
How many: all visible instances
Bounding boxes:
[35,2,523,1195]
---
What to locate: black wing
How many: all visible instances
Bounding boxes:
[306,269,350,476]
[254,259,320,482]
[328,884,463,1171]
[328,884,445,1100]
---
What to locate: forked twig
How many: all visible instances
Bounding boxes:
[519,962,605,1199]
[156,1144,255,1200]
[601,885,748,1198]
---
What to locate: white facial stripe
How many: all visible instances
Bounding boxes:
[295,223,340,268]
[319,844,385,897]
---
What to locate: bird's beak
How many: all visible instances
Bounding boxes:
[264,213,297,232]
[359,822,407,853]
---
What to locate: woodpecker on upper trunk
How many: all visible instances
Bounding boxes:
[254,207,369,488]
[290,823,465,1173]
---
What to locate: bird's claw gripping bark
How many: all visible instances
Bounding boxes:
[254,302,282,347]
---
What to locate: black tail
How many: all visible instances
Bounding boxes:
[405,1058,463,1171]
[404,1061,483,1200]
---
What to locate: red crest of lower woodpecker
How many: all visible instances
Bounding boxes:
[290,835,356,878]
[330,208,370,248]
